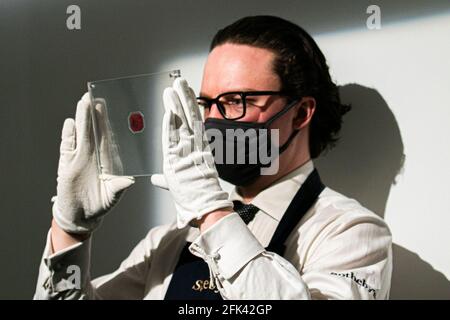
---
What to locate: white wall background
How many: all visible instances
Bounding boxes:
[1,0,449,299]
[317,14,450,297]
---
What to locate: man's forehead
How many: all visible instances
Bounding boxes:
[200,43,280,96]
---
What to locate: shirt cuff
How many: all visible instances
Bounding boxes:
[41,229,92,293]
[189,213,264,280]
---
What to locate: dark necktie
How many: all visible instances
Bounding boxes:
[233,200,259,224]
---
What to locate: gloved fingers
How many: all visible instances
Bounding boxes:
[163,87,182,116]
[150,173,169,190]
[173,79,209,168]
[187,85,211,152]
[74,92,94,153]
[93,98,112,143]
[163,86,190,136]
[188,87,204,124]
[94,100,124,175]
[162,109,176,152]
[173,78,202,132]
[60,118,76,153]
[161,109,184,189]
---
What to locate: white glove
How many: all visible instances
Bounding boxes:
[151,78,233,228]
[52,93,135,234]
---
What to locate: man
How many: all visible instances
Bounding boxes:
[34,16,392,299]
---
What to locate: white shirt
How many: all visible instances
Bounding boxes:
[34,160,392,299]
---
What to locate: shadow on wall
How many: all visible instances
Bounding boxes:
[315,84,450,299]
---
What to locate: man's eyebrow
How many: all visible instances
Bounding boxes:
[199,88,262,98]
[198,92,211,98]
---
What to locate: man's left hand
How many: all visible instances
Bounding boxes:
[151,78,233,228]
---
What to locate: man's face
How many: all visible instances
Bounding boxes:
[200,43,291,125]
[200,42,310,185]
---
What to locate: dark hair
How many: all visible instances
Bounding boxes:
[210,15,351,158]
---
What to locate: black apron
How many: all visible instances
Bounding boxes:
[165,169,325,300]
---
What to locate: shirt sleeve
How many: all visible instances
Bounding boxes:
[33,230,95,299]
[301,211,393,299]
[189,211,392,300]
[33,225,171,300]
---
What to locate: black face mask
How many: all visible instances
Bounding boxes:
[204,100,300,186]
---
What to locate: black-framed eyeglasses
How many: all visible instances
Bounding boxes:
[196,91,289,120]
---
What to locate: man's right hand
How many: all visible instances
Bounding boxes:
[52,93,135,235]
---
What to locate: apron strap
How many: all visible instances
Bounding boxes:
[266,168,325,256]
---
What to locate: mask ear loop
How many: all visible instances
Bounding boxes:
[263,99,301,128]
[265,99,303,156]
[278,129,300,154]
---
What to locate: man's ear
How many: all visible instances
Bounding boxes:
[293,97,316,130]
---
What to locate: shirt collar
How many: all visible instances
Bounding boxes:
[229,160,315,221]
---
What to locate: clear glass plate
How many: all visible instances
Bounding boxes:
[88,70,180,177]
